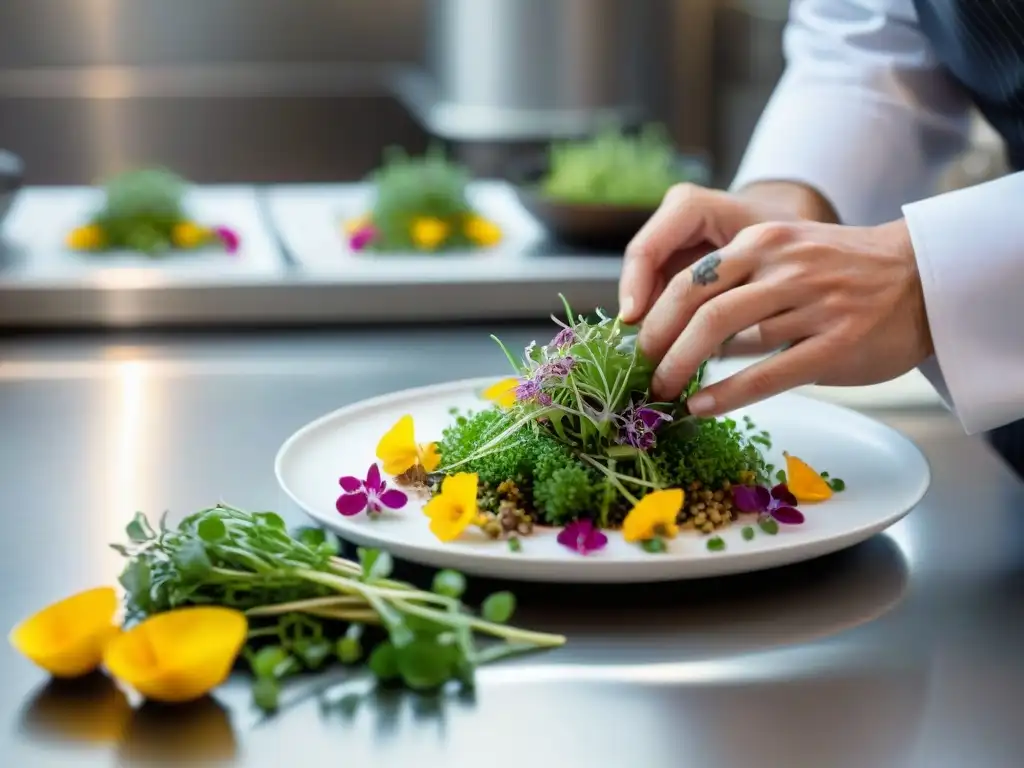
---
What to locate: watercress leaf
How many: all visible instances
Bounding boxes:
[758,518,779,535]
[395,638,456,691]
[829,478,846,492]
[294,638,332,670]
[742,526,755,541]
[254,512,286,530]
[432,569,466,599]
[706,536,725,552]
[389,621,415,649]
[481,591,516,624]
[251,645,290,679]
[295,526,325,549]
[252,676,279,712]
[336,636,363,664]
[370,551,393,581]
[126,512,155,543]
[197,516,227,542]
[118,559,151,603]
[171,538,212,578]
[368,641,399,681]
[109,543,131,557]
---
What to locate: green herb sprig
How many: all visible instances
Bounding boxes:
[91,168,188,254]
[113,505,565,711]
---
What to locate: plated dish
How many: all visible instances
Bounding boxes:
[64,168,240,256]
[344,146,504,254]
[277,298,931,582]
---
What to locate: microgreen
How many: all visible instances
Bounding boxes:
[706,536,725,552]
[112,506,565,711]
[439,297,767,527]
[742,526,755,541]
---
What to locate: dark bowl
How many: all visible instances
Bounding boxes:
[0,150,24,229]
[508,151,709,252]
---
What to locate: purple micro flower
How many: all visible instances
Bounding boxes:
[616,404,672,451]
[537,355,575,380]
[549,326,576,350]
[336,463,408,516]
[557,519,608,555]
[732,483,805,525]
[515,378,553,406]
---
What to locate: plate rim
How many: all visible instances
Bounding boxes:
[274,376,932,582]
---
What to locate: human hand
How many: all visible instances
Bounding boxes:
[618,182,836,324]
[636,218,934,416]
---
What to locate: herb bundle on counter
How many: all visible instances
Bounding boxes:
[113,504,565,711]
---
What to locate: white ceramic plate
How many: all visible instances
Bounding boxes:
[275,377,930,583]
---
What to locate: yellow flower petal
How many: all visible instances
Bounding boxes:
[376,415,420,475]
[464,216,502,247]
[171,222,211,249]
[9,587,120,678]
[482,377,519,409]
[622,489,685,543]
[418,442,441,473]
[102,607,247,704]
[66,225,105,251]
[784,452,834,502]
[411,217,449,250]
[424,472,478,542]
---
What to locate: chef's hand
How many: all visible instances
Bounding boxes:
[632,214,934,417]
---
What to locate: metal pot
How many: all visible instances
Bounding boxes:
[413,0,656,140]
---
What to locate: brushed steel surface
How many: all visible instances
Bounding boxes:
[1,327,1023,767]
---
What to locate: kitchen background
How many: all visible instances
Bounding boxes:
[0,0,1004,188]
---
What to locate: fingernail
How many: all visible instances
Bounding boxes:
[686,392,715,415]
[618,295,634,320]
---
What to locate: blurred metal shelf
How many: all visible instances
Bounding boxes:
[0,181,622,329]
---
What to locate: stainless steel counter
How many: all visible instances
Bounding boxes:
[2,326,1023,767]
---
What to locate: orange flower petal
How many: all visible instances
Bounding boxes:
[103,607,247,704]
[9,587,120,678]
[622,489,685,543]
[784,452,834,502]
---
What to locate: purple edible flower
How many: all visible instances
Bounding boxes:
[557,519,608,555]
[515,378,553,406]
[213,226,241,255]
[537,356,575,380]
[349,225,377,251]
[616,403,672,451]
[732,483,805,525]
[336,463,408,516]
[549,326,576,350]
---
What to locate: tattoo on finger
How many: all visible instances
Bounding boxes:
[692,252,722,286]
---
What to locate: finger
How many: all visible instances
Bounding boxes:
[716,306,820,358]
[638,247,755,363]
[620,184,717,322]
[646,246,710,310]
[685,335,833,417]
[651,283,797,399]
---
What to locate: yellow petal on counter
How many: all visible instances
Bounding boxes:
[9,586,120,678]
[464,216,503,247]
[65,225,105,251]
[103,607,247,704]
[482,377,520,408]
[784,452,834,503]
[171,221,212,249]
[621,489,684,543]
[410,217,449,250]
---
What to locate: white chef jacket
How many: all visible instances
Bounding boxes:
[730,0,1024,435]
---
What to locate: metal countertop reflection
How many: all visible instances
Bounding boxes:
[1,326,1023,768]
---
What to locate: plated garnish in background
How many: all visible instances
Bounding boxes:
[344,145,503,254]
[65,168,240,256]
